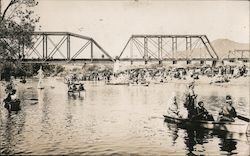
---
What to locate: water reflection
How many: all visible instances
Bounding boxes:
[1,112,26,154]
[165,121,248,156]
[166,123,179,145]
[0,79,249,155]
[68,93,85,101]
[184,127,211,155]
[218,133,238,155]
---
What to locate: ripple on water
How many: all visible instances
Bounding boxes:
[0,79,249,155]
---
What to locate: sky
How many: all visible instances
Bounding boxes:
[2,0,249,57]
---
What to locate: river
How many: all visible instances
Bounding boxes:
[0,78,249,155]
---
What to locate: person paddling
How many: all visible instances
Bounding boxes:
[193,101,214,121]
[218,95,237,122]
[184,81,197,119]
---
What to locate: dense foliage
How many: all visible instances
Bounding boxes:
[0,63,65,80]
[0,0,40,80]
[0,0,39,59]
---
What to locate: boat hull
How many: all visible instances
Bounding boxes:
[106,82,129,85]
[163,115,249,134]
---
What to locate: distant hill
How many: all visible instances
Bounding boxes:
[211,39,249,58]
[174,39,249,59]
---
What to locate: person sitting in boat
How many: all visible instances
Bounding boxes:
[218,95,237,122]
[10,89,18,100]
[5,79,15,94]
[72,74,78,82]
[72,84,77,91]
[3,92,12,111]
[3,89,18,111]
[167,92,182,118]
[78,83,85,91]
[68,84,73,92]
[193,101,214,121]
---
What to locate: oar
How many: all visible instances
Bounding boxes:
[237,115,250,122]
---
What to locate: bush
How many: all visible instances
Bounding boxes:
[0,62,16,81]
[0,62,65,81]
[55,65,65,75]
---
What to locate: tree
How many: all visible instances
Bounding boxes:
[0,0,39,81]
[0,0,39,60]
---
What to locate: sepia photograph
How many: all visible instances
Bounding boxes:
[0,0,249,155]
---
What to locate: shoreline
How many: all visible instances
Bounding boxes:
[1,75,249,87]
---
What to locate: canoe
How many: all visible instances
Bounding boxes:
[68,88,85,96]
[129,83,149,87]
[106,82,129,85]
[68,90,81,97]
[163,115,250,134]
[129,81,150,86]
[68,90,82,93]
[68,83,85,92]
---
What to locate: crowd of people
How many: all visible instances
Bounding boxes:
[71,64,249,85]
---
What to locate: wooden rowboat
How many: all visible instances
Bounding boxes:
[163,115,250,135]
[68,83,85,96]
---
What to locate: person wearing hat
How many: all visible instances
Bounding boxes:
[218,95,237,122]
[193,101,214,121]
[10,89,18,100]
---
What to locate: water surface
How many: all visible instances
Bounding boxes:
[0,78,249,155]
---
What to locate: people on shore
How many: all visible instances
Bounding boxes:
[62,63,249,84]
[218,95,237,122]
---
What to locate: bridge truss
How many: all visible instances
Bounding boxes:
[119,35,219,61]
[21,32,114,63]
[227,49,250,59]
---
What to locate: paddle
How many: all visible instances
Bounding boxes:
[237,115,250,122]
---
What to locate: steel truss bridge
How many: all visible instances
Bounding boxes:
[224,49,250,60]
[118,35,219,63]
[19,32,114,63]
[1,32,224,64]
